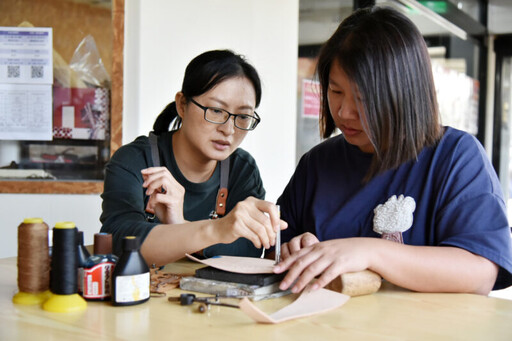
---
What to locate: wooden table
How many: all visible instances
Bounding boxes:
[1,257,512,340]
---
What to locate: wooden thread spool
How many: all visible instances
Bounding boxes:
[13,218,51,305]
[42,221,87,313]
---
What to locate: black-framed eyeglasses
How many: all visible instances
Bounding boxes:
[190,98,261,131]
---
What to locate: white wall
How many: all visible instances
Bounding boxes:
[0,0,299,258]
[124,0,298,203]
[0,194,102,258]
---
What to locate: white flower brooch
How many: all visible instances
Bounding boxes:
[373,194,416,244]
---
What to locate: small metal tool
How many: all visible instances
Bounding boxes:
[275,205,281,265]
[168,294,239,313]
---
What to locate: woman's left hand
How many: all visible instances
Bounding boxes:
[141,167,186,224]
[281,232,319,260]
[273,238,373,293]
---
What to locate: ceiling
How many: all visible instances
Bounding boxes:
[299,0,512,45]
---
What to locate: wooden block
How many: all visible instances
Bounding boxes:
[326,270,382,296]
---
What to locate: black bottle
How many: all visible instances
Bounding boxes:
[76,230,91,295]
[112,236,150,306]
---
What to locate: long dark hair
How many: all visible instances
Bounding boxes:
[317,6,442,181]
[153,50,262,134]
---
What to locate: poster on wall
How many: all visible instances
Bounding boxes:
[301,79,321,118]
[0,26,53,140]
[53,87,109,140]
[0,83,52,140]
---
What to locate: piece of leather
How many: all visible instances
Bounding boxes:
[186,254,274,274]
[239,285,350,324]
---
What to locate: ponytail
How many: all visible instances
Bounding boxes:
[152,102,182,134]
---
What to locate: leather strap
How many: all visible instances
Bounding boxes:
[148,131,230,219]
[214,157,230,217]
[145,132,160,221]
[148,132,161,167]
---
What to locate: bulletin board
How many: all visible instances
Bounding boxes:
[0,0,124,194]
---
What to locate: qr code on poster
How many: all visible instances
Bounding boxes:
[7,65,20,78]
[31,65,44,79]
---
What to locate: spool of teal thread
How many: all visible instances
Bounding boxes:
[112,236,150,306]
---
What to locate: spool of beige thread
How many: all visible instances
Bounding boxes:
[12,218,51,305]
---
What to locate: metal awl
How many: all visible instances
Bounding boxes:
[275,205,281,265]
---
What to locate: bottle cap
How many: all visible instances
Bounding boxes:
[122,236,140,251]
[94,233,112,255]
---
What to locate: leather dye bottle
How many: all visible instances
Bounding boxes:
[112,236,150,306]
[82,233,118,301]
[76,230,91,296]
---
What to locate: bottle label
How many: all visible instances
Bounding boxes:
[114,272,150,303]
[83,262,115,299]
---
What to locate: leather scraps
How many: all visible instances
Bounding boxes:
[150,268,192,295]
[239,285,350,324]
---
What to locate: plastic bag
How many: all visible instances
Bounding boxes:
[69,35,110,88]
[52,35,110,140]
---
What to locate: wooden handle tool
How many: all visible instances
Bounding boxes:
[326,270,382,297]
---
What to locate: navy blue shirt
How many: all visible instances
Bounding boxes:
[277,127,512,290]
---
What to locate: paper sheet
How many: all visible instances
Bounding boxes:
[0,27,53,140]
[0,83,52,140]
[0,27,53,84]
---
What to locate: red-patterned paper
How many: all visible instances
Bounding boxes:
[53,86,109,140]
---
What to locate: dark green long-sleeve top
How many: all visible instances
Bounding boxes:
[100,130,265,257]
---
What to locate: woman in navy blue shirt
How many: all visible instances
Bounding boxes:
[275,7,512,295]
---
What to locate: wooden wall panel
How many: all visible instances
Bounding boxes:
[0,0,123,194]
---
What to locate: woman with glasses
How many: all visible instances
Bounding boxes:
[273,7,512,294]
[100,50,286,266]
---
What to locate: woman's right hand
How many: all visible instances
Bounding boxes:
[216,197,287,249]
[281,232,319,260]
[141,167,186,224]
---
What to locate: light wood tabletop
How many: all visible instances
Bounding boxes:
[1,256,512,340]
